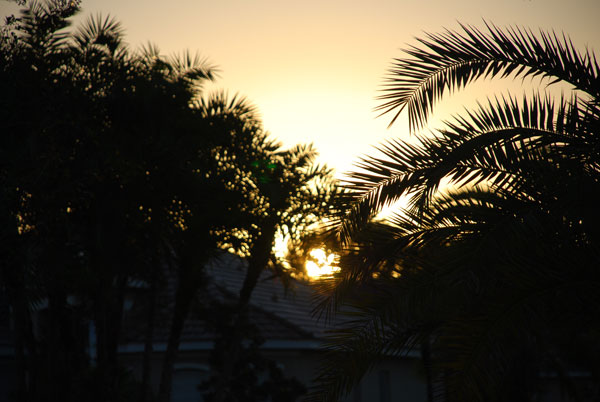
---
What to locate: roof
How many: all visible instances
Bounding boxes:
[121,252,336,346]
[205,253,333,339]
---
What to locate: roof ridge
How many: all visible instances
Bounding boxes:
[213,283,314,339]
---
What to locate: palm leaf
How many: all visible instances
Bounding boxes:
[336,93,585,243]
[318,21,600,402]
[319,184,600,401]
[377,23,600,132]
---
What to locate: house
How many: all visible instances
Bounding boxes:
[0,251,426,402]
[1,251,594,401]
[118,252,428,401]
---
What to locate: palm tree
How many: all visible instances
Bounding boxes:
[312,23,600,402]
[2,4,338,402]
[155,91,269,402]
[199,102,339,402]
[1,2,218,401]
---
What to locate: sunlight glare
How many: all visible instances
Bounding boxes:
[274,235,287,259]
[305,248,340,279]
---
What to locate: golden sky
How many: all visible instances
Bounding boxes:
[2,0,599,177]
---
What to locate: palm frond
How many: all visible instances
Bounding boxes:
[319,21,600,402]
[197,91,259,121]
[71,14,124,55]
[377,22,600,132]
[336,92,591,243]
[167,50,216,79]
[319,183,600,400]
[137,41,161,61]
[18,0,78,56]
[309,275,436,402]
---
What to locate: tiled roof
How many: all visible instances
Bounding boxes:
[205,253,332,339]
[121,252,335,344]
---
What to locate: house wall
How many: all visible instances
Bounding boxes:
[120,348,428,402]
[0,357,17,402]
[350,358,427,402]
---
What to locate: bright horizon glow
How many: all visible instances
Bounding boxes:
[2,0,597,179]
[1,0,598,264]
[305,248,340,279]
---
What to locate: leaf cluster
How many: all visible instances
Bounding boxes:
[313,23,600,402]
[0,2,338,401]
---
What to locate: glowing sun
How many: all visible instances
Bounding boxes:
[305,248,340,279]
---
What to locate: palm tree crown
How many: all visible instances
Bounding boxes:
[313,23,600,402]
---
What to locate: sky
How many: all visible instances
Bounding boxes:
[2,0,599,178]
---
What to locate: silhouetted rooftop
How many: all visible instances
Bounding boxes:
[121,252,335,347]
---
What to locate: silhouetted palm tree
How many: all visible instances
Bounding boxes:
[1,2,218,401]
[197,98,338,402]
[313,23,600,402]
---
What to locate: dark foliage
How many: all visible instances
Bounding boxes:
[312,23,600,402]
[200,301,306,402]
[0,1,337,402]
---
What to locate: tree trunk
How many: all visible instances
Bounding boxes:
[93,274,127,402]
[157,276,197,402]
[94,286,112,402]
[139,256,159,402]
[240,217,277,307]
[212,218,277,402]
[8,282,36,402]
[157,226,213,402]
[46,291,68,402]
